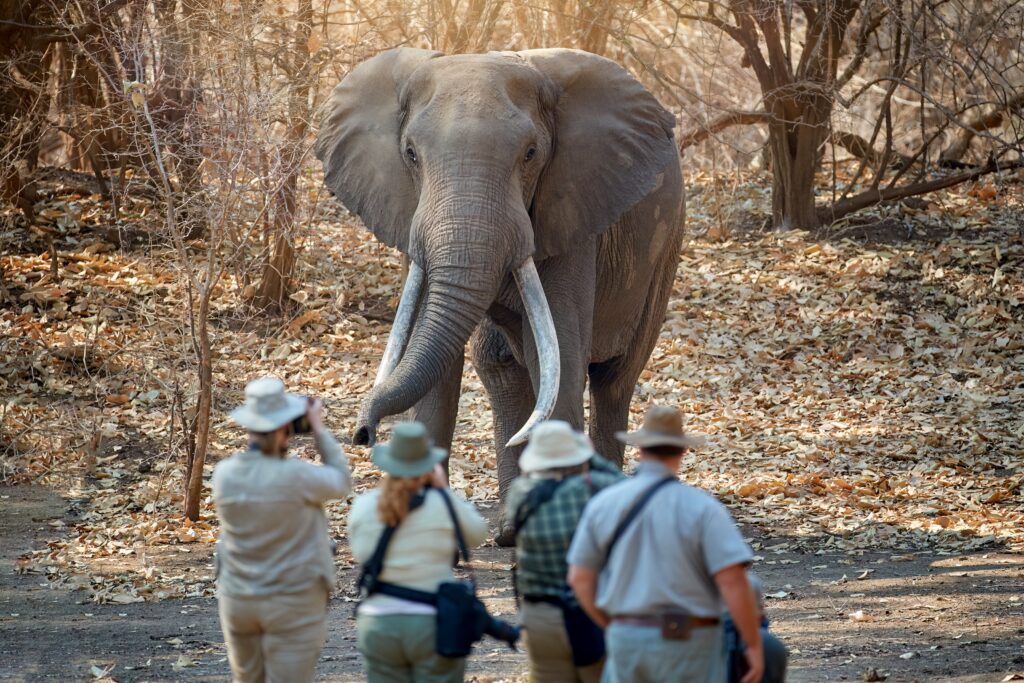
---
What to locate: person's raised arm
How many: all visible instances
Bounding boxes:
[567,564,609,628]
[303,399,352,502]
[715,564,764,683]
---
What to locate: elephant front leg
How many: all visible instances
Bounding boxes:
[471,322,534,547]
[413,351,464,473]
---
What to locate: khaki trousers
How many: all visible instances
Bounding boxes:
[521,601,604,683]
[218,583,329,683]
[602,622,724,683]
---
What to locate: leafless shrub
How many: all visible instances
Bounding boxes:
[1,0,1021,510]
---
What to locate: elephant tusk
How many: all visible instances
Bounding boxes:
[506,258,561,448]
[373,261,424,388]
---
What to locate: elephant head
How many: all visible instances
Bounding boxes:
[314,48,677,447]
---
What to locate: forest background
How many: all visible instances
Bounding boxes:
[1,1,1022,681]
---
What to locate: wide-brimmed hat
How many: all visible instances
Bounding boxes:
[229,377,308,433]
[518,420,595,473]
[615,405,705,450]
[372,422,447,478]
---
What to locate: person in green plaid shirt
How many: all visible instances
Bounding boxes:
[506,420,625,683]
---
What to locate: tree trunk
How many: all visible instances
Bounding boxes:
[765,107,828,229]
[184,291,212,521]
[252,0,313,312]
[253,228,297,311]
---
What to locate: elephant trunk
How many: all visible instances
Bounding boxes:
[353,163,562,447]
[353,256,499,446]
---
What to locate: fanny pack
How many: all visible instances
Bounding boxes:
[357,487,519,658]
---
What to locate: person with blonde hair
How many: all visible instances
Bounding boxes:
[214,377,352,683]
[348,422,488,682]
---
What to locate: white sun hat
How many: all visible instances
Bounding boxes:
[518,420,595,474]
[228,377,308,433]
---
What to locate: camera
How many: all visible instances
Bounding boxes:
[483,614,521,650]
[290,396,314,434]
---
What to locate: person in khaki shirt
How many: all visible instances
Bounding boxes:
[213,377,352,683]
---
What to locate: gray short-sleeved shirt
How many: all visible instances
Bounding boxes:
[567,459,752,618]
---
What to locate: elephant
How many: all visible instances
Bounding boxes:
[314,48,685,543]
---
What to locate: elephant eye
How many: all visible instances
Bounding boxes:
[524,146,537,162]
[405,145,418,164]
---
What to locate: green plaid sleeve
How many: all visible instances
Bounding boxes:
[513,465,625,597]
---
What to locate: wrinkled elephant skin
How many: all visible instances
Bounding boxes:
[315,48,686,545]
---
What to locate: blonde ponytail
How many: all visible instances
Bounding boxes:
[377,473,433,527]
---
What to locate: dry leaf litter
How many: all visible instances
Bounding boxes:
[1,170,1021,608]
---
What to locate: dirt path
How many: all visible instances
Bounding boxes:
[2,485,1023,682]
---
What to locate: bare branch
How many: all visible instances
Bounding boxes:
[940,92,1024,163]
[821,158,1024,224]
[678,110,770,150]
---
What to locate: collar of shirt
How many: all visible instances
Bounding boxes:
[635,458,676,478]
[238,448,274,461]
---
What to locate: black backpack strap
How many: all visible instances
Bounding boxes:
[603,476,676,564]
[434,488,471,569]
[357,489,428,598]
[509,477,568,608]
[513,478,566,536]
[374,582,438,605]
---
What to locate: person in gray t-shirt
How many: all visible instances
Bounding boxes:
[567,405,764,683]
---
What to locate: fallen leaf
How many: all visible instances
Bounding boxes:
[171,654,195,671]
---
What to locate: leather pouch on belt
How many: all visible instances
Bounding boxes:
[660,614,691,640]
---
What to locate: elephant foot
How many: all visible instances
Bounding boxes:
[495,517,516,547]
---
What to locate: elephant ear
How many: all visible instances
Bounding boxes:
[314,48,442,252]
[518,49,678,259]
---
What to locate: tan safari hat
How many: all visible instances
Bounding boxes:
[229,377,308,433]
[615,405,705,450]
[518,420,595,474]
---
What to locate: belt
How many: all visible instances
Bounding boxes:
[612,614,720,628]
[523,594,564,606]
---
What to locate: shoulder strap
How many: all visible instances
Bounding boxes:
[356,489,428,597]
[434,487,471,568]
[513,477,566,537]
[603,476,676,564]
[510,472,581,608]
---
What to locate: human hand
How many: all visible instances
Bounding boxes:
[430,463,449,489]
[740,643,764,683]
[306,398,324,434]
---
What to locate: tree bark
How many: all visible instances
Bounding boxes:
[819,158,1024,224]
[940,92,1024,163]
[764,96,831,229]
[184,290,212,522]
[252,0,313,312]
[678,110,770,151]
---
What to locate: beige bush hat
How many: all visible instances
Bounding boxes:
[518,420,595,473]
[229,377,308,433]
[615,405,705,450]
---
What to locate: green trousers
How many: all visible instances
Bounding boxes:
[356,613,465,683]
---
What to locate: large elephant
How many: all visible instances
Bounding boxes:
[314,48,684,542]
